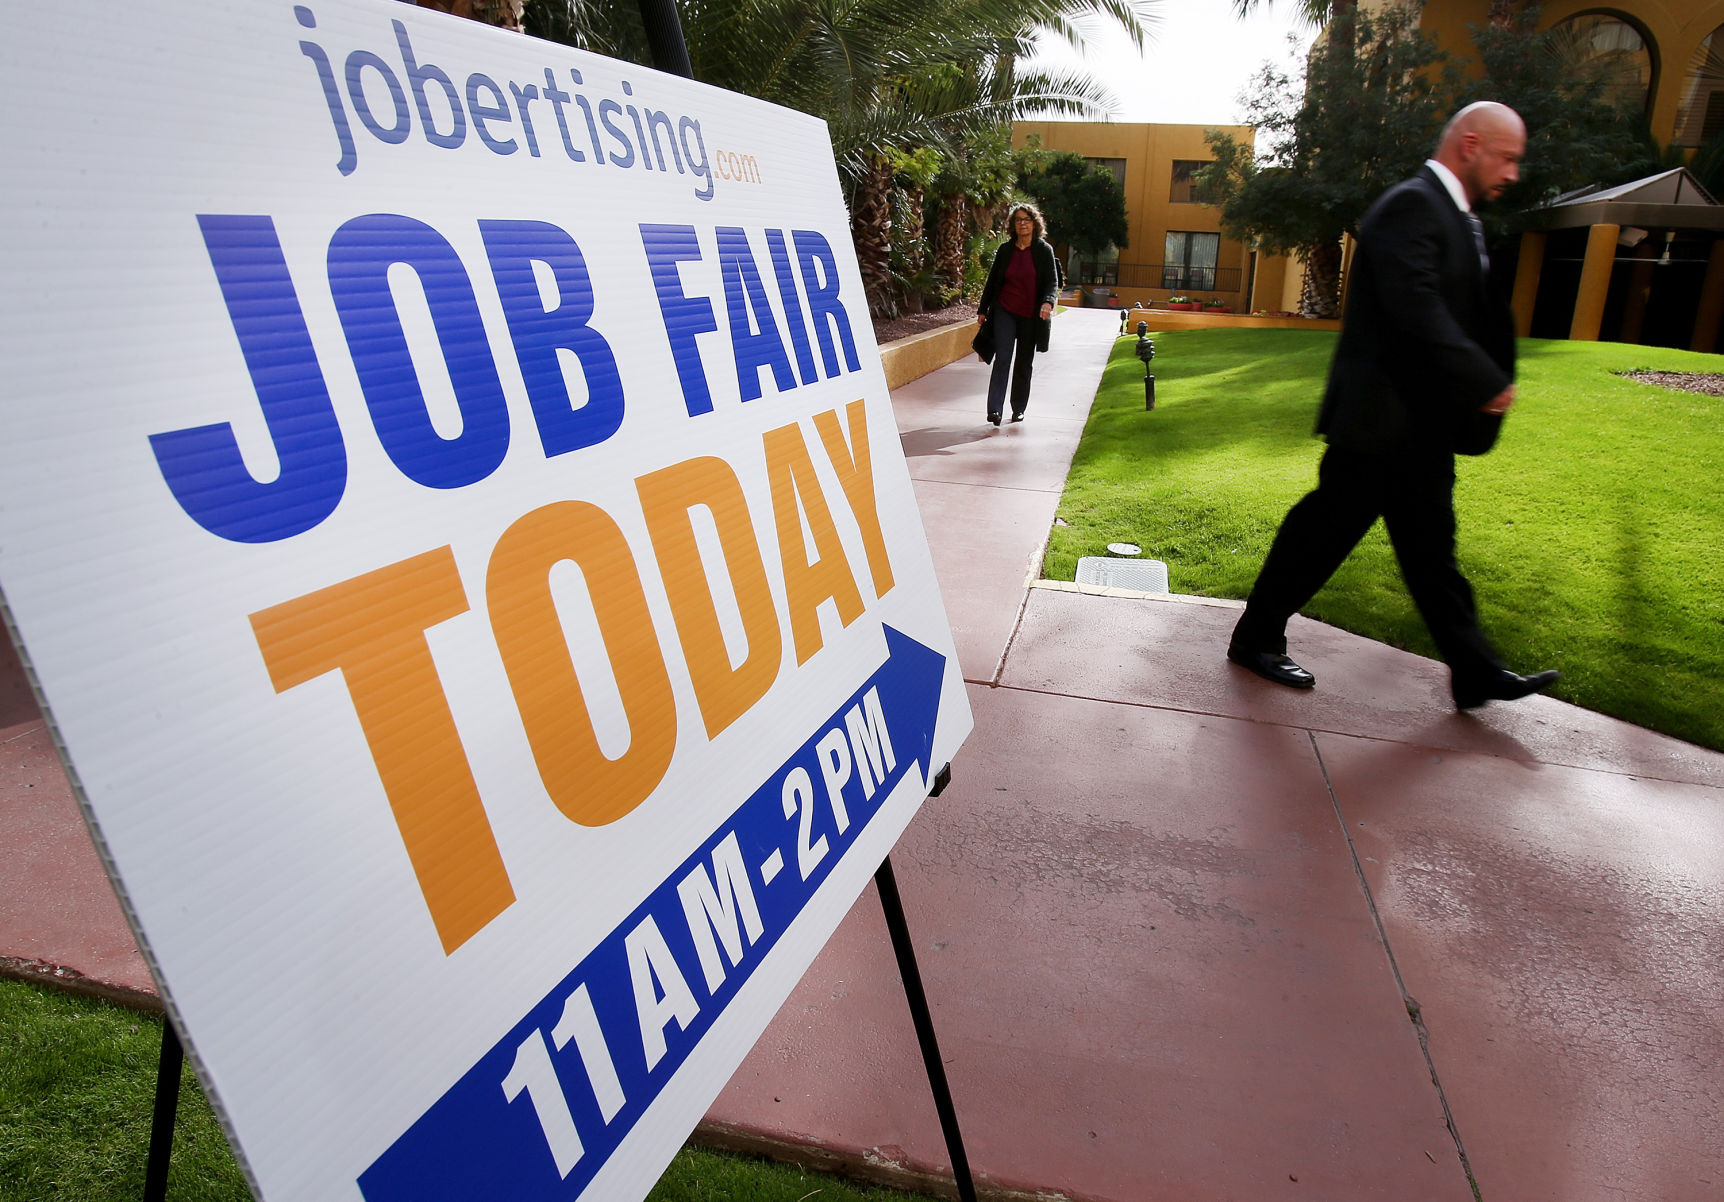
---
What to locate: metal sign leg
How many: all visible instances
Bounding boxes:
[874,784,978,1201]
[143,1019,183,1202]
[637,0,694,77]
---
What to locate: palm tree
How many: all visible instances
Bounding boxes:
[695,0,1152,312]
[528,0,1156,312]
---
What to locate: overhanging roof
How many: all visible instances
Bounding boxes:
[1534,167,1724,232]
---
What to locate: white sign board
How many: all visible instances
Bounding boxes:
[0,3,971,1199]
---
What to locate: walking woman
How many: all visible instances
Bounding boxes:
[976,202,1060,426]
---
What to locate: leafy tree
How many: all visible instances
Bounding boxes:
[1199,4,1455,316]
[1015,146,1129,272]
[1457,7,1647,232]
[1206,0,1680,317]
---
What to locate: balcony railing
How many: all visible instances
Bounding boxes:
[1071,262,1244,293]
[1137,263,1242,292]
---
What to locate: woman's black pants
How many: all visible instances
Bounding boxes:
[986,309,1037,418]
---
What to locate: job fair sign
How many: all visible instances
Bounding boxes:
[0,2,970,1199]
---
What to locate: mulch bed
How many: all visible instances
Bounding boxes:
[871,303,977,345]
[1617,370,1724,396]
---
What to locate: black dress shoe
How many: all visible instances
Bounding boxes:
[1009,411,1025,422]
[1227,645,1315,689]
[1452,668,1559,711]
[988,410,1002,426]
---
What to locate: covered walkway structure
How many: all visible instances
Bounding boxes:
[1512,167,1724,351]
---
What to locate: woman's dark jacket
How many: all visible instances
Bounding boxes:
[974,237,1060,360]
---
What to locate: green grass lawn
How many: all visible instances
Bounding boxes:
[0,977,932,1202]
[1045,328,1724,752]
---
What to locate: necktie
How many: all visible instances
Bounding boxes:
[1468,212,1490,275]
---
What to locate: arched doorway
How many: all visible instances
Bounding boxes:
[1547,12,1656,117]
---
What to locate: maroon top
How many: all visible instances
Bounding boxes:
[997,245,1039,319]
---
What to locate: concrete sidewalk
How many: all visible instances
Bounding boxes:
[3,308,1721,1200]
[703,309,1724,1201]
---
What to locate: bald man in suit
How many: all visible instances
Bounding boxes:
[1227,102,1559,711]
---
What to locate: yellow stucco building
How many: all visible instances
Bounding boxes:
[1416,0,1724,151]
[1414,0,1724,351]
[1010,121,1294,314]
[1017,3,1724,348]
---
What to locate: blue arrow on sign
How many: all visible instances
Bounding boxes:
[359,625,946,1201]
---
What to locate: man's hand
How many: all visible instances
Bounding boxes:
[1039,302,1054,320]
[1481,386,1515,416]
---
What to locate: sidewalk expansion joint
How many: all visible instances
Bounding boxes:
[1309,730,1484,1202]
[912,476,1063,497]
[986,589,1038,688]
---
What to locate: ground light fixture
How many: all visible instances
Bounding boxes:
[1135,321,1156,409]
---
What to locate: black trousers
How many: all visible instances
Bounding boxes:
[1231,444,1504,683]
[985,309,1038,417]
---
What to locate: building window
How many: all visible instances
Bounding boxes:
[1675,29,1724,148]
[1070,245,1120,287]
[1170,160,1216,205]
[1163,231,1220,291]
[1548,14,1653,117]
[1086,157,1127,187]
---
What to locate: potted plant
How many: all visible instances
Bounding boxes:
[1203,297,1231,314]
[1166,295,1196,311]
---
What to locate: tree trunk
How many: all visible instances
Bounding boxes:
[979,204,1007,238]
[851,156,894,316]
[899,187,926,275]
[1299,238,1344,319]
[898,184,927,311]
[934,194,968,302]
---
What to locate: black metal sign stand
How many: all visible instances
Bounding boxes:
[874,857,979,1202]
[143,1019,183,1202]
[873,762,979,1202]
[636,0,694,79]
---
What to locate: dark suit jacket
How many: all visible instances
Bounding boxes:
[975,237,1060,358]
[1316,166,1516,457]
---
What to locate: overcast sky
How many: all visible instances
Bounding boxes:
[1027,0,1318,127]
